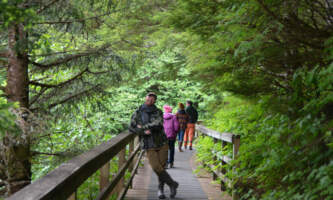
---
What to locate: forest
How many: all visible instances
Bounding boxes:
[0,0,332,199]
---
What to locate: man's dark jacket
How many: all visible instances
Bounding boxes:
[129,104,167,149]
[185,105,198,124]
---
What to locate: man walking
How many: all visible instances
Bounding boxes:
[129,92,179,199]
[184,100,198,150]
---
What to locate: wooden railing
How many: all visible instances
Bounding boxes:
[196,124,240,200]
[6,131,143,200]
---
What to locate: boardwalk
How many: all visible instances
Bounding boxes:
[126,149,231,200]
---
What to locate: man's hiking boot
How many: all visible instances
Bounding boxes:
[189,146,192,150]
[157,180,166,199]
[169,181,179,198]
[159,171,179,198]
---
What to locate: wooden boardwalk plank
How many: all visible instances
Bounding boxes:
[125,148,231,200]
[147,149,207,200]
[125,157,152,200]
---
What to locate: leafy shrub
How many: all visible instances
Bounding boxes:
[196,65,333,199]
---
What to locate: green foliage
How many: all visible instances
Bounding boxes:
[163,0,333,98]
[196,64,333,199]
[160,1,333,198]
[30,47,207,199]
[75,157,120,200]
[0,99,19,138]
[0,0,37,28]
[2,0,332,199]
[0,76,20,138]
[207,95,264,135]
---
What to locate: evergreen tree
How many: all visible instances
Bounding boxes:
[0,0,135,195]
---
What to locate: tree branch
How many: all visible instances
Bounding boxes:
[29,50,84,57]
[29,68,88,88]
[33,12,112,25]
[30,75,52,82]
[272,80,291,92]
[83,114,95,132]
[257,0,331,40]
[32,133,52,141]
[30,44,110,69]
[258,67,289,80]
[31,151,63,156]
[47,85,100,109]
[86,68,110,75]
[315,0,333,24]
[29,68,98,107]
[308,2,320,30]
[37,0,62,14]
[255,0,283,23]
[120,38,143,48]
[29,87,48,107]
[33,21,81,25]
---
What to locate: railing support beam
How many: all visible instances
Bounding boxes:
[115,148,126,197]
[100,162,110,191]
[221,141,227,191]
[212,138,218,181]
[6,132,137,200]
[232,135,240,200]
[128,140,134,188]
[196,124,241,200]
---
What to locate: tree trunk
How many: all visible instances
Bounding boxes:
[0,23,31,196]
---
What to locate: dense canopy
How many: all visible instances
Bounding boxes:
[0,0,332,199]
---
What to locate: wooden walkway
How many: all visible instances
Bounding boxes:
[125,148,231,200]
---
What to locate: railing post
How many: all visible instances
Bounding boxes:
[221,141,227,191]
[212,138,218,180]
[134,136,139,150]
[198,128,203,138]
[128,139,134,188]
[115,147,126,198]
[232,135,240,159]
[134,136,140,174]
[67,191,76,200]
[232,135,240,200]
[100,162,110,191]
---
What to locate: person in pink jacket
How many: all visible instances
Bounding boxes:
[163,105,179,168]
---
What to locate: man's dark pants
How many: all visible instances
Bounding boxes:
[146,143,168,174]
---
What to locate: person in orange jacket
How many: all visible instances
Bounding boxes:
[183,101,198,150]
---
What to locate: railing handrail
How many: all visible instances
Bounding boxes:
[196,123,240,200]
[96,144,140,200]
[6,131,140,200]
[196,124,240,143]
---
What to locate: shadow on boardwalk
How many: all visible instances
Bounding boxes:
[125,148,231,200]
